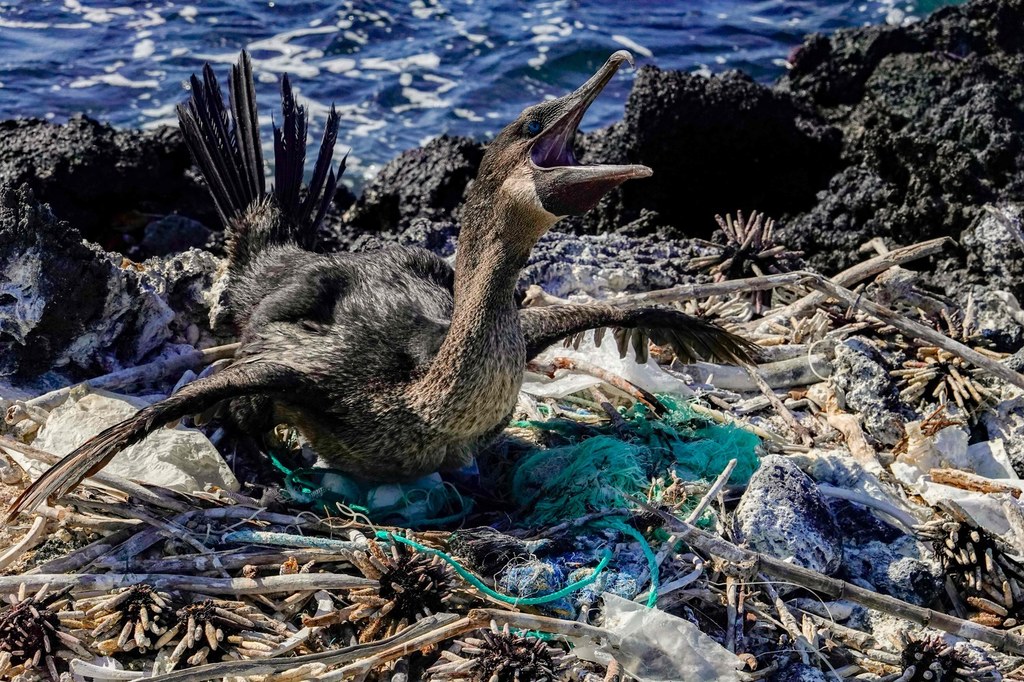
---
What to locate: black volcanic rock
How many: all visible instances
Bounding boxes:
[566,67,842,238]
[344,135,483,233]
[0,116,216,253]
[778,0,1024,273]
[0,185,221,381]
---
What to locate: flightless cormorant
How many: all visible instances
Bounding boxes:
[7,50,753,520]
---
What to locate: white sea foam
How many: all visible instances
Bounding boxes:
[360,53,441,73]
[133,39,155,60]
[611,34,653,59]
[69,73,159,89]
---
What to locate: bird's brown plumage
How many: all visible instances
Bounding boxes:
[6,50,753,522]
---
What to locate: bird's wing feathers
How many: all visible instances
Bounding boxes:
[5,360,305,522]
[520,303,756,365]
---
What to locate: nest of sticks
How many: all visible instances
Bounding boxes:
[4,219,1024,680]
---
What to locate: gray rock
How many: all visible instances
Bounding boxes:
[521,231,702,299]
[140,215,212,257]
[831,338,904,446]
[733,455,843,575]
[0,185,222,381]
[962,206,1024,303]
[140,248,228,348]
[842,538,942,606]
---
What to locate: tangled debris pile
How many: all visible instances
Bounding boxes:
[2,0,1024,679]
[4,207,1024,680]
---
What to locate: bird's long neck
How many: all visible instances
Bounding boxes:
[410,186,536,434]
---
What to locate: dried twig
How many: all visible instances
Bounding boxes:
[747,237,953,330]
[808,276,1024,391]
[546,357,666,414]
[0,572,374,595]
[742,365,812,445]
[19,343,240,413]
[929,468,1021,498]
[654,459,737,572]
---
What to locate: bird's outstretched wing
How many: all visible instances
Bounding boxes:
[5,360,305,522]
[520,303,756,365]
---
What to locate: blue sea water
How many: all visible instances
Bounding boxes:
[0,0,961,184]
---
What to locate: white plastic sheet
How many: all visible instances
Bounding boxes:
[16,389,240,494]
[520,331,694,399]
[573,593,743,682]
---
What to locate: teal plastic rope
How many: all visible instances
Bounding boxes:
[598,518,660,608]
[376,531,611,607]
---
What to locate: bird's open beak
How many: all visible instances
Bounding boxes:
[531,50,652,217]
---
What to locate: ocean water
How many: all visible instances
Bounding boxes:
[0,0,961,184]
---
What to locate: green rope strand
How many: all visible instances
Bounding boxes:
[597,518,660,608]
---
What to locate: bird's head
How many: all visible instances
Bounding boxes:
[468,50,652,239]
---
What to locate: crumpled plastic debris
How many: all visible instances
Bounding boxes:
[16,388,239,494]
[893,422,1024,543]
[520,331,694,398]
[573,593,742,682]
[895,422,1017,480]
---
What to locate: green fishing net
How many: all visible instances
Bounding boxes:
[511,395,761,526]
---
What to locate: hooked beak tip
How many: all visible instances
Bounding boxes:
[607,49,636,70]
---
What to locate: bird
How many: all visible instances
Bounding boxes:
[6,49,754,521]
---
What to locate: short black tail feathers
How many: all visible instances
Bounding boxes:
[271,75,342,250]
[177,50,343,265]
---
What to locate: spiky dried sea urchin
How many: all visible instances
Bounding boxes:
[899,635,998,682]
[0,584,89,681]
[919,518,1024,629]
[70,584,178,656]
[688,211,802,313]
[892,346,998,419]
[426,621,570,682]
[158,598,288,670]
[347,538,468,643]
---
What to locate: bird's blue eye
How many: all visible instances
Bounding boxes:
[526,120,542,135]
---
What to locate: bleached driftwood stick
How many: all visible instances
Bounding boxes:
[746,237,953,329]
[0,515,47,571]
[18,342,240,413]
[0,572,374,595]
